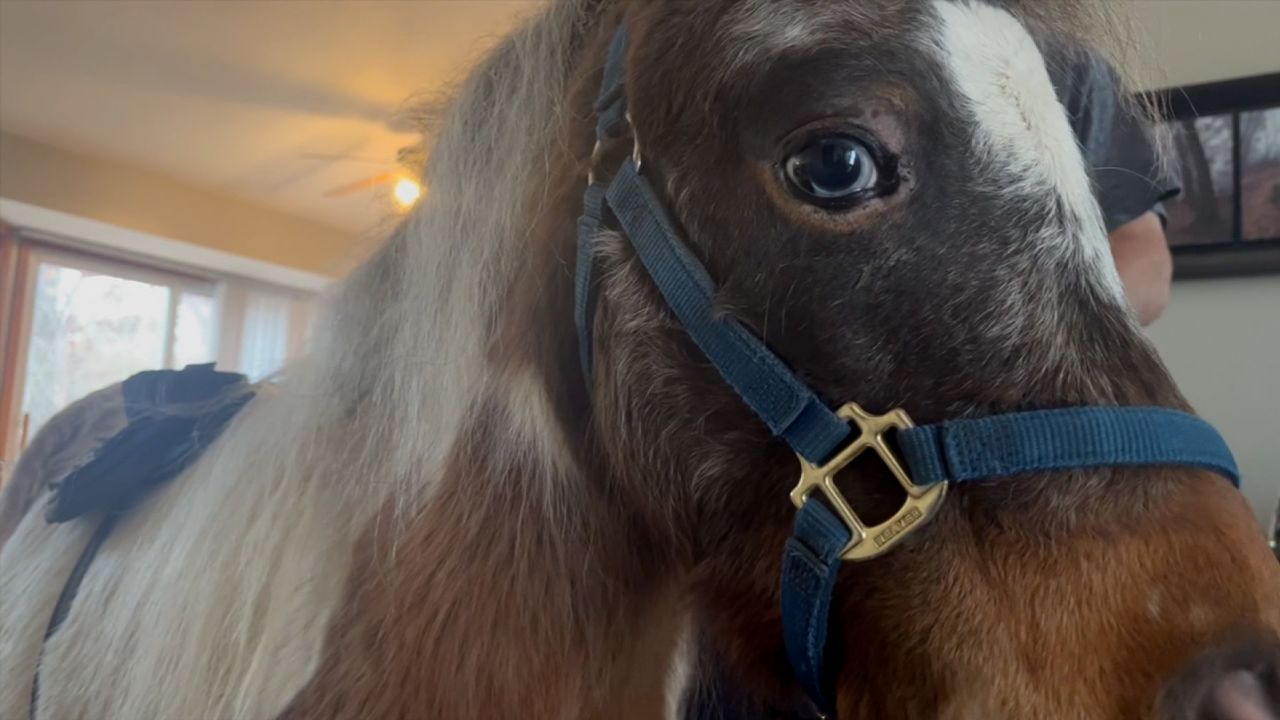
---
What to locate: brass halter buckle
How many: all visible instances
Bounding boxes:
[790,403,948,561]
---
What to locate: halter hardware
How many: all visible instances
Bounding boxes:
[626,112,643,172]
[791,403,946,561]
[586,139,604,187]
[586,112,642,187]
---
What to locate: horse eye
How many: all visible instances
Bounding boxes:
[782,136,880,207]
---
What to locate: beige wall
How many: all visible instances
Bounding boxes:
[1132,0,1280,88]
[1148,280,1280,527]
[0,131,357,276]
[1133,1,1280,527]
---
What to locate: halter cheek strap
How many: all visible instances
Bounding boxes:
[577,24,1240,718]
[576,25,630,380]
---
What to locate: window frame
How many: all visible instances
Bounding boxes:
[0,229,315,464]
[1142,72,1280,278]
[2,236,220,458]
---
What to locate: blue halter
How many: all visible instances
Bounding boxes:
[576,26,1240,716]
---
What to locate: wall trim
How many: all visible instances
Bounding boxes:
[0,198,331,293]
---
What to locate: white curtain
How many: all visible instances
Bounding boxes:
[236,290,292,381]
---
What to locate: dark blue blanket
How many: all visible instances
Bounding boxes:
[45,363,253,523]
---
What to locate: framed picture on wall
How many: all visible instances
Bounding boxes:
[1144,73,1280,278]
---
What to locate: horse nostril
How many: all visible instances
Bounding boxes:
[1158,634,1280,720]
[1209,669,1279,720]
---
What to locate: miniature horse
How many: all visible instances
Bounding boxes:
[2,0,1278,718]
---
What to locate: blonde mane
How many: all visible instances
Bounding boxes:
[302,0,610,510]
[1,4,614,719]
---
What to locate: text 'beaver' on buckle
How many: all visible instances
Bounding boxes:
[789,402,947,562]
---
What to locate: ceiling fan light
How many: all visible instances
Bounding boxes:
[393,178,422,208]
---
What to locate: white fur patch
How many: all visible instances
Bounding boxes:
[0,392,367,720]
[663,615,696,720]
[501,368,578,480]
[928,0,1125,301]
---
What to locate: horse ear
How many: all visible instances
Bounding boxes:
[1158,634,1280,720]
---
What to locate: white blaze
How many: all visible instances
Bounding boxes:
[929,0,1126,301]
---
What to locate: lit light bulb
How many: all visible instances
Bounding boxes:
[393,177,422,207]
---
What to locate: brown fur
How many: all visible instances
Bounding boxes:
[835,474,1280,718]
[280,396,684,719]
[280,1,1280,717]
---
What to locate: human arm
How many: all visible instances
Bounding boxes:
[1109,210,1172,326]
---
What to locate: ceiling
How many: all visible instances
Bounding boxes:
[3,1,1278,236]
[0,1,542,233]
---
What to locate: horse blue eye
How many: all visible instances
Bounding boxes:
[783,136,879,205]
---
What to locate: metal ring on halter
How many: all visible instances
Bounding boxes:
[586,139,605,187]
[585,113,641,186]
[626,112,642,173]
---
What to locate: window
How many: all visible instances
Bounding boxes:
[1145,72,1280,277]
[1,235,313,460]
[215,282,313,382]
[19,249,217,440]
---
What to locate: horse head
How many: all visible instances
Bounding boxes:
[511,0,1280,717]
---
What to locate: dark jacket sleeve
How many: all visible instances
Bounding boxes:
[1053,50,1181,231]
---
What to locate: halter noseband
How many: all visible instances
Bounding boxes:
[575,25,1239,716]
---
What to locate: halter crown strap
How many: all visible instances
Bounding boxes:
[594,24,630,139]
[576,25,631,382]
[575,27,852,464]
[605,161,853,462]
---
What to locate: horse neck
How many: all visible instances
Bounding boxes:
[275,371,690,718]
[279,156,692,718]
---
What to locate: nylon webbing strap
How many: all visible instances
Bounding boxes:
[781,501,850,714]
[30,512,121,717]
[897,406,1240,488]
[575,25,631,384]
[594,25,630,139]
[605,159,852,464]
[575,183,607,378]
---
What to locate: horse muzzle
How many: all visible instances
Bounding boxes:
[1159,632,1280,720]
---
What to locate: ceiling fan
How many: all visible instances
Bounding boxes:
[319,144,427,205]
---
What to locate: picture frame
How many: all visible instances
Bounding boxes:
[1142,73,1280,278]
